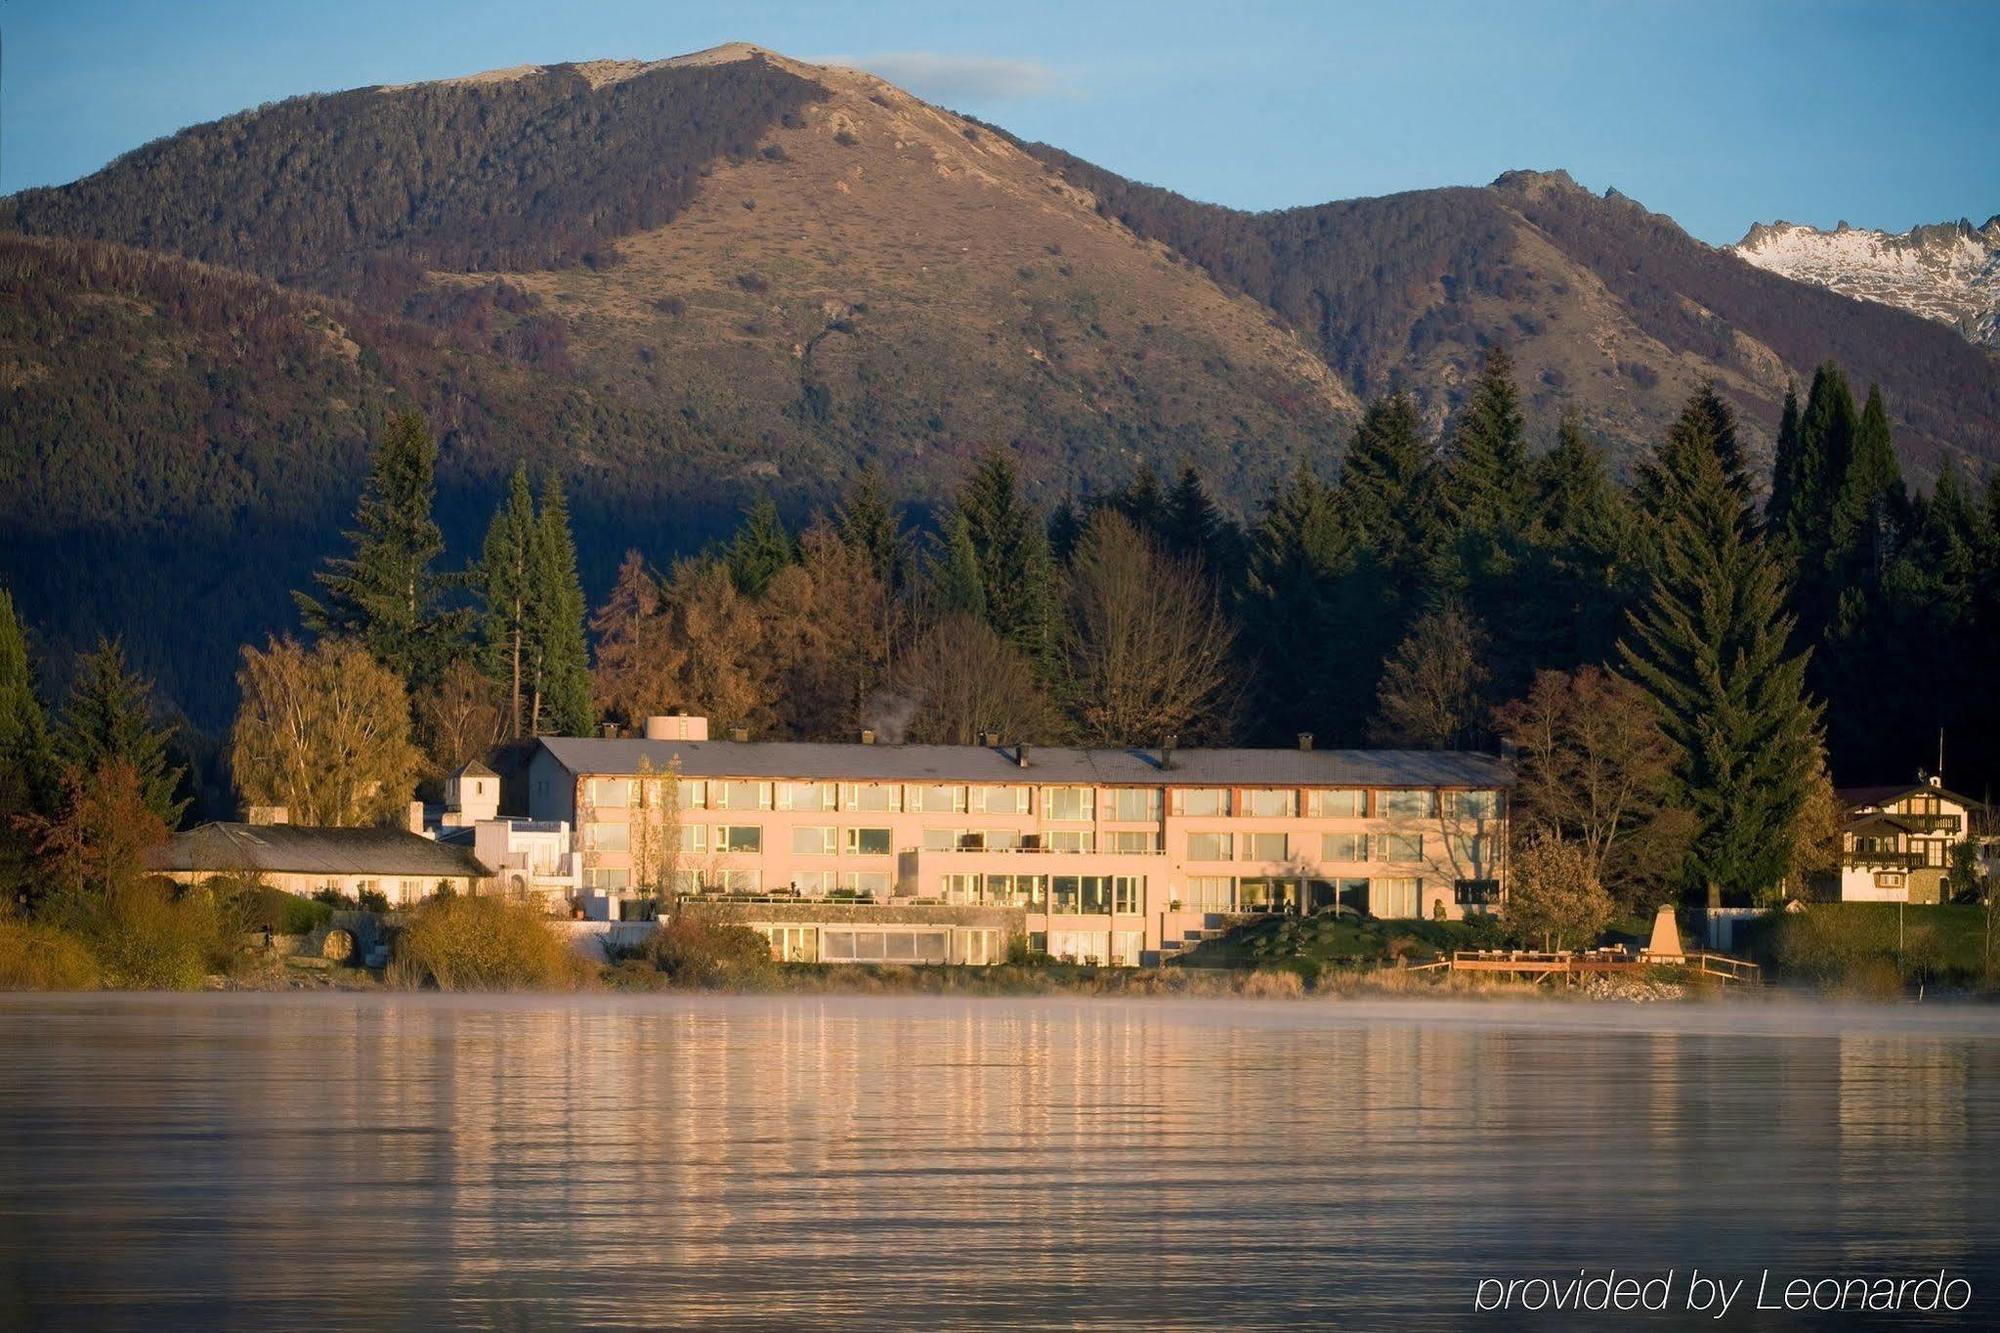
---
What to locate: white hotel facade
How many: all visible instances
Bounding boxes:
[525,717,1511,966]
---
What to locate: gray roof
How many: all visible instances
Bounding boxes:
[535,738,1512,788]
[147,824,491,878]
[452,759,499,780]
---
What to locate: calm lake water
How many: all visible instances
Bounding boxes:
[1,993,1996,1329]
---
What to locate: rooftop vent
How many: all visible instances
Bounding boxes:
[1015,743,1031,769]
[1161,734,1178,770]
[860,728,877,745]
[731,726,750,744]
[1298,732,1314,752]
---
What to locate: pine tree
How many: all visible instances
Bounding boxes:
[953,451,1057,671]
[477,463,537,737]
[1162,463,1222,568]
[1336,392,1432,587]
[727,496,796,597]
[1245,466,1359,740]
[1764,381,1804,545]
[0,589,54,899]
[928,511,988,621]
[835,466,910,594]
[1618,391,1822,908]
[1112,463,1165,536]
[1518,413,1638,673]
[53,639,189,827]
[1438,347,1533,542]
[1827,384,1905,586]
[294,411,468,686]
[525,474,593,737]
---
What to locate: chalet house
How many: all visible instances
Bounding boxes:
[1834,777,1987,904]
[524,716,1512,965]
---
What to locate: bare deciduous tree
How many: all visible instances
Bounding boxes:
[230,636,421,826]
[415,656,503,777]
[1367,599,1490,749]
[891,614,1059,745]
[1504,833,1615,951]
[1061,510,1236,745]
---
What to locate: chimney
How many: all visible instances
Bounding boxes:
[601,723,620,739]
[407,800,426,836]
[1161,734,1178,771]
[1297,732,1314,752]
[246,805,288,826]
[731,726,750,744]
[1015,743,1031,769]
[860,728,877,745]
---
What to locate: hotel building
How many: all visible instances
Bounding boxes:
[525,717,1511,966]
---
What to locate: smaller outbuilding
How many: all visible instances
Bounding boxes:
[148,818,491,906]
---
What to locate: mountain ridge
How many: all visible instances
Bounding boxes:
[1733,215,2000,350]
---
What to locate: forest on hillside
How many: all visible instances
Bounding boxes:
[7,350,1997,924]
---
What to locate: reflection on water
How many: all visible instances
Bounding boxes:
[0,994,1996,1328]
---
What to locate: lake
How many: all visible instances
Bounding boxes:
[0,993,1996,1328]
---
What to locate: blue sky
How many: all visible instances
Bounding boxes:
[4,0,1995,244]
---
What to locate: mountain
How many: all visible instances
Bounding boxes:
[1734,217,2000,350]
[6,41,2000,726]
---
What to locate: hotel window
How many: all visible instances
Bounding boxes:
[980,828,1023,850]
[1321,833,1369,862]
[1449,834,1491,868]
[715,825,763,854]
[1107,830,1161,854]
[990,874,1047,909]
[582,867,629,891]
[679,824,708,854]
[584,822,629,852]
[1450,789,1500,820]
[839,871,893,896]
[846,827,893,856]
[1177,788,1231,817]
[1187,876,1236,911]
[1045,829,1095,853]
[1244,832,1289,861]
[1110,788,1162,821]
[792,825,837,855]
[970,785,1030,814]
[1244,789,1297,818]
[1372,878,1421,918]
[1381,833,1424,863]
[909,784,968,813]
[588,778,631,808]
[960,929,1002,966]
[922,827,962,851]
[1111,931,1145,967]
[757,926,816,962]
[1049,930,1112,965]
[1112,876,1144,914]
[776,781,836,811]
[714,868,761,893]
[1381,790,1435,819]
[1042,786,1094,821]
[842,783,903,813]
[1187,832,1233,862]
[714,781,772,811]
[1051,876,1082,912]
[791,870,836,894]
[942,874,979,904]
[677,779,708,809]
[1454,879,1502,905]
[1308,789,1366,818]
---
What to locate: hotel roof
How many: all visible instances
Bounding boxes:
[147,824,491,879]
[535,738,1513,788]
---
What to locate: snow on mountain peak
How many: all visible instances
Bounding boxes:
[1733,218,2000,349]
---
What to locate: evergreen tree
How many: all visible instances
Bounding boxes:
[0,589,54,901]
[952,451,1057,671]
[727,496,796,597]
[1827,384,1905,587]
[1764,381,1804,545]
[53,639,189,827]
[835,466,911,594]
[294,410,467,686]
[929,511,988,622]
[525,474,593,737]
[1335,392,1432,589]
[1618,391,1822,908]
[1520,413,1638,670]
[1111,463,1165,536]
[1245,466,1361,740]
[1161,463,1225,572]
[476,463,537,738]
[1437,347,1533,543]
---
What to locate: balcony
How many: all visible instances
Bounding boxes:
[1842,850,1921,870]
[1901,813,1961,834]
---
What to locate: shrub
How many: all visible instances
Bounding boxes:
[645,916,776,988]
[86,882,230,989]
[0,919,103,990]
[356,888,390,914]
[234,884,334,935]
[390,895,585,991]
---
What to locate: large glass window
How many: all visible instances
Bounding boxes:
[584,822,629,852]
[1381,833,1424,863]
[716,825,763,854]
[1111,931,1144,967]
[1244,789,1297,818]
[922,827,962,851]
[1308,789,1366,817]
[845,827,893,856]
[588,779,631,808]
[840,871,893,896]
[1455,879,1502,905]
[1178,788,1231,817]
[821,930,948,963]
[1042,787,1094,821]
[1045,829,1095,853]
[1381,790,1435,818]
[1449,834,1491,868]
[776,781,835,811]
[1110,788,1162,821]
[1112,876,1144,914]
[843,783,901,812]
[1244,832,1289,861]
[677,779,708,809]
[679,824,707,854]
[1321,833,1369,862]
[714,781,772,811]
[1187,832,1233,861]
[1107,830,1161,854]
[1372,878,1421,918]
[1051,876,1082,912]
[910,784,968,813]
[1048,931,1112,965]
[1186,877,1235,911]
[971,785,1029,814]
[793,825,837,855]
[1451,789,1500,820]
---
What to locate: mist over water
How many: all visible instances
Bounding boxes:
[0,994,1995,1328]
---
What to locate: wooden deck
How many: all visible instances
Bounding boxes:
[1424,948,1760,983]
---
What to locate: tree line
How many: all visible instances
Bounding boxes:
[6,351,1998,920]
